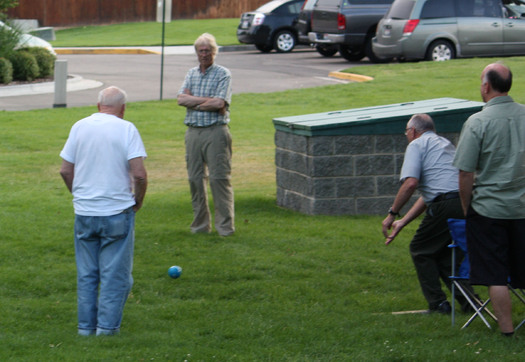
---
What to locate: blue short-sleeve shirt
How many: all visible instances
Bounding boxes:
[400,131,459,204]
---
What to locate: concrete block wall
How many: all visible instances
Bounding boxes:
[275,130,459,215]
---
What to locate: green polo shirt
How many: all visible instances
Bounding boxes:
[454,96,525,219]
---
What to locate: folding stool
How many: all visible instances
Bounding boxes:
[447,218,497,329]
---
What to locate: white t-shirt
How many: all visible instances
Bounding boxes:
[60,112,147,216]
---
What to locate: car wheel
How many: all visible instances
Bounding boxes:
[273,30,296,53]
[255,43,273,53]
[316,44,338,57]
[339,44,365,62]
[425,40,455,61]
[365,35,392,64]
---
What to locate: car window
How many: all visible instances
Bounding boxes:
[345,0,393,4]
[385,0,416,19]
[456,0,503,17]
[291,0,305,13]
[503,0,525,18]
[273,0,303,14]
[317,0,341,6]
[420,0,455,18]
[257,0,288,13]
[302,0,318,10]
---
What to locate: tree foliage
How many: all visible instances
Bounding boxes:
[0,0,18,16]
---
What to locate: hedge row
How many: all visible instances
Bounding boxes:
[0,47,56,84]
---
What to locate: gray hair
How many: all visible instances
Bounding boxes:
[194,32,218,56]
[408,113,435,133]
[98,86,127,107]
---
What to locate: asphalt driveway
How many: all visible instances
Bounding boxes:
[0,46,366,111]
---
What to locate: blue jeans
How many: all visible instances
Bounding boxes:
[74,208,135,336]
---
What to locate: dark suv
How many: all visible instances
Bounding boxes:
[237,0,305,53]
[296,0,339,56]
[307,0,394,62]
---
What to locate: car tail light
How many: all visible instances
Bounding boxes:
[337,13,346,30]
[403,19,419,35]
[253,13,265,26]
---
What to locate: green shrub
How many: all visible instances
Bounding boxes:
[9,50,39,81]
[18,46,56,77]
[0,56,13,83]
[0,21,20,58]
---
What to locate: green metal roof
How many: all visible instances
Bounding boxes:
[273,98,485,136]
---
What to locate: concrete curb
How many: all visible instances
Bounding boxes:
[0,74,102,98]
[56,48,159,55]
[54,45,256,55]
[329,71,374,82]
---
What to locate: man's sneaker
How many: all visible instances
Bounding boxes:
[428,300,452,314]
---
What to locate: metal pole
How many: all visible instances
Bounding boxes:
[53,59,67,108]
[160,0,166,100]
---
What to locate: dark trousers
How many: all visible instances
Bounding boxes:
[410,197,465,309]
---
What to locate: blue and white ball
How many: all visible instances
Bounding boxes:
[168,265,182,279]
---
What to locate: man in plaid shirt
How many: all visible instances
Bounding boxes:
[177,33,234,236]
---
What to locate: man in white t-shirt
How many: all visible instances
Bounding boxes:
[60,86,148,336]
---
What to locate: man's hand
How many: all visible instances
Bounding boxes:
[382,214,395,238]
[384,220,406,245]
[382,214,405,245]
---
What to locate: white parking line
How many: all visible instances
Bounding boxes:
[315,76,350,84]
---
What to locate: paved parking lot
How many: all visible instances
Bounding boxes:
[0,46,367,111]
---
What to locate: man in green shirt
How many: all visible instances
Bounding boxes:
[454,62,525,336]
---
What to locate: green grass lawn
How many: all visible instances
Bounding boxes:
[51,19,241,47]
[2,58,525,360]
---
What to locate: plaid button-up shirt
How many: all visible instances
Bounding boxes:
[178,63,232,127]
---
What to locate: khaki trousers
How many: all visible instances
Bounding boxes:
[185,124,234,236]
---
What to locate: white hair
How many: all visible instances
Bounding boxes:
[98,86,127,107]
[194,33,218,56]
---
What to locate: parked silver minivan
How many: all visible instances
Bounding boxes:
[372,0,525,61]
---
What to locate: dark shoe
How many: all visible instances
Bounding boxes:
[428,300,452,314]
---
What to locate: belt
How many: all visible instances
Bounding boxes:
[431,191,459,203]
[187,123,225,128]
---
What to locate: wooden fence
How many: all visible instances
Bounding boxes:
[7,0,270,27]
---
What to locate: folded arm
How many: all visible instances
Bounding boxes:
[177,89,227,114]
